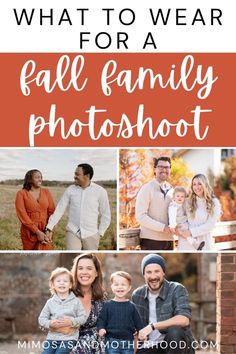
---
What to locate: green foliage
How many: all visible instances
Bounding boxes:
[219,175,230,191]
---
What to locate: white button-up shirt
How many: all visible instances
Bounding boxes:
[47,182,111,238]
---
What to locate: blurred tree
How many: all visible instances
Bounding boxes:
[165,253,198,293]
[119,149,154,228]
[168,158,193,189]
[223,157,236,196]
[214,156,236,221]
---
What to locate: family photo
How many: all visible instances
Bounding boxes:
[0,149,117,250]
[0,252,223,354]
[119,149,236,251]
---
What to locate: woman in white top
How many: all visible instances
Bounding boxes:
[178,174,221,251]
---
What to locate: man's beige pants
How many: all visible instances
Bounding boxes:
[66,231,100,250]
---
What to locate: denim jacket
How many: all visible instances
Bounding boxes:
[131,279,194,339]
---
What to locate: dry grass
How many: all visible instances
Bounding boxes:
[0,185,117,250]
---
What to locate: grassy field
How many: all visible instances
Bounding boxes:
[0,185,117,250]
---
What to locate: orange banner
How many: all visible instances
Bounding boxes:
[0,53,235,146]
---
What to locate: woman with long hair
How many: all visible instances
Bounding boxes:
[70,253,106,354]
[15,169,55,250]
[178,174,221,251]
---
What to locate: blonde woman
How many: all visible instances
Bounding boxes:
[177,174,221,251]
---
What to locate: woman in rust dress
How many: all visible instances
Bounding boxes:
[15,169,55,250]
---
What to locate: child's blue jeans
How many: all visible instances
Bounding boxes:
[105,338,134,354]
[42,340,76,354]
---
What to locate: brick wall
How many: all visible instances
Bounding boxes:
[0,254,59,336]
[217,254,236,353]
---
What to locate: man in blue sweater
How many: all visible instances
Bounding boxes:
[132,254,195,354]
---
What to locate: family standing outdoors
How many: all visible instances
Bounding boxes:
[135,156,222,251]
[15,163,111,251]
[38,253,196,354]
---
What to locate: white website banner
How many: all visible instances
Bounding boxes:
[0,0,236,52]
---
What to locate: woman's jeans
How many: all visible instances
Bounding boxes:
[105,338,134,354]
[42,340,76,354]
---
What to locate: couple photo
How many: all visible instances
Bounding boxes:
[15,164,111,251]
[119,149,236,251]
[0,149,117,251]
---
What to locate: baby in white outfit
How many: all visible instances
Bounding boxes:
[168,186,205,250]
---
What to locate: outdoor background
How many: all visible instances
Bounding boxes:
[0,252,217,352]
[0,149,117,250]
[120,148,236,229]
[119,149,236,251]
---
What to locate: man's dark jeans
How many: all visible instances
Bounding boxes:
[137,326,195,354]
[140,239,174,251]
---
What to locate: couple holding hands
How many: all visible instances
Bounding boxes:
[15,163,111,251]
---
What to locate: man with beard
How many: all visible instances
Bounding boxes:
[45,163,111,250]
[132,254,195,354]
[135,157,174,251]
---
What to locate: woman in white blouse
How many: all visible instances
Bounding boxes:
[177,174,222,251]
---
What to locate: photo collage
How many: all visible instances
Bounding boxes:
[1,0,236,353]
[0,148,236,353]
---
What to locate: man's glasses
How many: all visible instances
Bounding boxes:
[156,165,171,170]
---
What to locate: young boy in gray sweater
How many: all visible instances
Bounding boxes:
[38,267,87,354]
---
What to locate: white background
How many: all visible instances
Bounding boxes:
[0,0,236,52]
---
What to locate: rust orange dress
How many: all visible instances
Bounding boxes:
[15,188,55,250]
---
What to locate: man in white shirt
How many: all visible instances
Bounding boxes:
[135,157,174,250]
[132,254,195,354]
[46,163,111,250]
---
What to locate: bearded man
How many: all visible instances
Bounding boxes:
[132,254,195,354]
[135,157,174,251]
